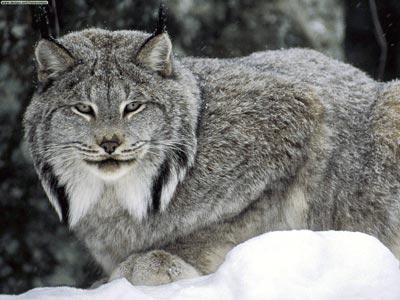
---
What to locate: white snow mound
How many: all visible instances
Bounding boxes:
[2,230,400,300]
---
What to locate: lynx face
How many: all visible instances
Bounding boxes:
[24,29,200,226]
[44,72,171,181]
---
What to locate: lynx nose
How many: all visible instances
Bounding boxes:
[100,135,121,154]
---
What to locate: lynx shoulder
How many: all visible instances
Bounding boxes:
[24,25,400,285]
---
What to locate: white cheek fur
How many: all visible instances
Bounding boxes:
[50,152,160,227]
[52,158,104,227]
[48,142,187,227]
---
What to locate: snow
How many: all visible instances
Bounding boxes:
[2,230,400,300]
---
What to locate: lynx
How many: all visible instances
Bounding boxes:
[24,13,400,286]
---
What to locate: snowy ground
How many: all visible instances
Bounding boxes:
[1,230,400,300]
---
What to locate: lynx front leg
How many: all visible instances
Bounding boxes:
[109,250,201,285]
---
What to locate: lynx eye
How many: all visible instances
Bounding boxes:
[123,102,145,118]
[72,103,96,120]
[75,104,94,115]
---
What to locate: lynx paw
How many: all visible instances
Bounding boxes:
[109,250,201,285]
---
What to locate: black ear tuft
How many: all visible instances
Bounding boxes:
[35,2,60,39]
[154,3,167,36]
[135,4,173,77]
[38,5,51,40]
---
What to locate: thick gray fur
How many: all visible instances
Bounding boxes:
[24,28,400,285]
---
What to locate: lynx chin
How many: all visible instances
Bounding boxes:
[25,12,400,286]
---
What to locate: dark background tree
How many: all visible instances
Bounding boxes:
[345,0,400,81]
[0,0,399,294]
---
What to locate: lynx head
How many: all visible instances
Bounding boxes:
[24,26,200,226]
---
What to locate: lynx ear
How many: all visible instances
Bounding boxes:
[135,33,173,77]
[34,39,75,82]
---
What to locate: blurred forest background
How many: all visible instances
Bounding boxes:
[0,0,400,294]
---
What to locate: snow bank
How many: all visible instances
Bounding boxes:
[2,230,400,300]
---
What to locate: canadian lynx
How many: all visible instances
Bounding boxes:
[24,11,400,285]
